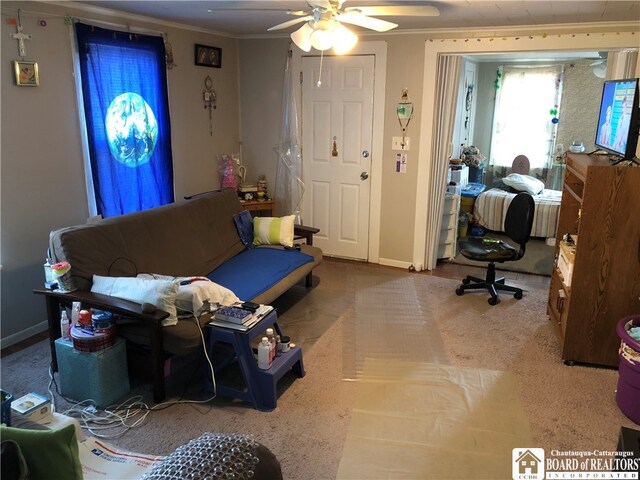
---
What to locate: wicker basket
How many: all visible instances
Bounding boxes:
[55,273,74,293]
[71,325,117,352]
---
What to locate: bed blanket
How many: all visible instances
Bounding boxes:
[474,188,562,238]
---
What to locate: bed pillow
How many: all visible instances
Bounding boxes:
[138,274,239,315]
[0,425,83,480]
[502,173,544,195]
[491,179,519,193]
[91,275,179,326]
[253,215,295,247]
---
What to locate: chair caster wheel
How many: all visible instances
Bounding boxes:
[514,291,523,300]
[488,297,498,306]
[462,278,470,285]
[455,287,465,296]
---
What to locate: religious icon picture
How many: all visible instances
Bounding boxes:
[13,61,39,86]
[194,44,222,68]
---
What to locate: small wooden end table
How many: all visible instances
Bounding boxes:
[241,199,274,216]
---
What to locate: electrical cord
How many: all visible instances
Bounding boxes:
[47,310,218,439]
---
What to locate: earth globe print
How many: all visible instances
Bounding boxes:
[105,93,158,167]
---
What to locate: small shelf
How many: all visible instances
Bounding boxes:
[547,152,640,367]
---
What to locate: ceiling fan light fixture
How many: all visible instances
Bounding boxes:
[291,23,313,52]
[592,64,606,78]
[310,28,335,51]
[332,24,358,55]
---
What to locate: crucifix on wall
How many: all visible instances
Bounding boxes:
[9,10,32,57]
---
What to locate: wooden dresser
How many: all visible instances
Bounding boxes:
[547,152,640,367]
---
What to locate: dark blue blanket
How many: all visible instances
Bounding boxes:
[207,248,313,301]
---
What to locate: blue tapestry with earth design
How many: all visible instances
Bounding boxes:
[76,23,174,218]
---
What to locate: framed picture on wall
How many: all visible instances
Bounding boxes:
[194,44,222,68]
[13,61,39,86]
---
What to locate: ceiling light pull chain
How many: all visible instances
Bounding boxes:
[317,50,324,87]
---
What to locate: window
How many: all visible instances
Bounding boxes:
[75,23,174,218]
[490,65,563,169]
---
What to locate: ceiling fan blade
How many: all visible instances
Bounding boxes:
[337,12,398,32]
[308,0,334,11]
[267,16,313,31]
[344,5,439,17]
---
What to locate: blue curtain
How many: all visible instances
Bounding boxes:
[76,23,174,217]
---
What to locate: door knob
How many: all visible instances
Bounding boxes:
[362,150,369,158]
[360,171,369,181]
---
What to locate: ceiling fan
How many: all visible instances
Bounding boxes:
[266,1,440,53]
[590,52,608,78]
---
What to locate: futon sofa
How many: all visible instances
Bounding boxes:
[35,189,322,402]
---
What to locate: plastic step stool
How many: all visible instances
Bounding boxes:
[204,310,305,411]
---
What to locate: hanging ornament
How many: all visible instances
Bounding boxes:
[551,117,559,124]
[494,69,502,90]
[397,89,413,148]
[549,108,558,115]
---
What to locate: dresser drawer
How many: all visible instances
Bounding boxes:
[441,213,457,229]
[443,194,460,214]
[439,227,457,245]
[437,242,456,259]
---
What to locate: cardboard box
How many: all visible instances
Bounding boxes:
[11,392,51,422]
[558,253,574,286]
[558,236,577,286]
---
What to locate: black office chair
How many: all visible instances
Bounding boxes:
[455,192,535,305]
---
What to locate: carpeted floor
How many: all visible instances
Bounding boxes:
[1,260,635,479]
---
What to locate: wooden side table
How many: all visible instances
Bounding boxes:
[241,199,274,216]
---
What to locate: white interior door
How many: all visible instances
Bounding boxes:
[301,55,374,260]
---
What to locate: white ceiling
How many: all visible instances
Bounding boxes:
[72,1,640,37]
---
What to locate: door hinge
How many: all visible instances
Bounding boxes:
[300,71,303,84]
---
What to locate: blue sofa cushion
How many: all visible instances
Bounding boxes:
[207,248,313,301]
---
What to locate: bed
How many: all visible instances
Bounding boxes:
[474,187,562,239]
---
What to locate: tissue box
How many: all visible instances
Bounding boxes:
[11,392,51,423]
[54,337,129,407]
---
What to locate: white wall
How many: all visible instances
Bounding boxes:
[1,1,241,346]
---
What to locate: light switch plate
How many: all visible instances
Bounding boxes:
[392,136,410,151]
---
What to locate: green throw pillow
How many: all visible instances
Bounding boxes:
[0,424,82,480]
[253,215,295,247]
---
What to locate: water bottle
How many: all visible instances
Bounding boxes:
[71,302,81,327]
[265,328,276,362]
[44,258,55,289]
[257,337,271,370]
[60,310,70,340]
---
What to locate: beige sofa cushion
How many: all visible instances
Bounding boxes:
[49,190,245,292]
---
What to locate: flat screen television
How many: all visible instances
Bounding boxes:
[594,77,639,160]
